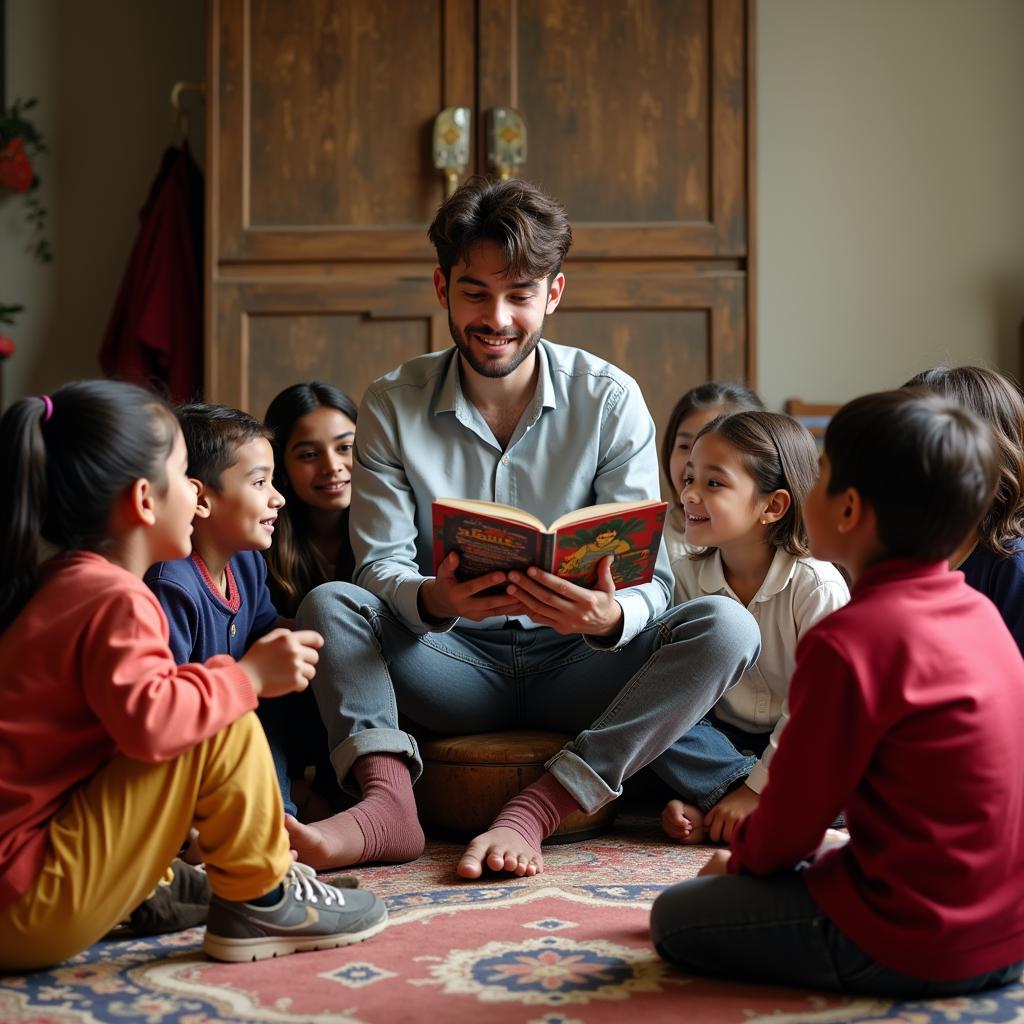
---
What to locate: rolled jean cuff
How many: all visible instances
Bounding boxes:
[697,756,757,813]
[329,728,423,795]
[544,748,620,815]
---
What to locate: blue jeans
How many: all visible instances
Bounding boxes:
[257,688,339,818]
[296,582,760,814]
[659,718,759,812]
[651,872,1024,996]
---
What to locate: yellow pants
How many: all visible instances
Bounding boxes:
[0,712,291,971]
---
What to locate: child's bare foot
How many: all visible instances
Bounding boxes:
[662,799,709,844]
[284,812,365,870]
[457,826,543,879]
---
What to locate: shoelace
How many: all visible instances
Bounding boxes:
[286,862,345,907]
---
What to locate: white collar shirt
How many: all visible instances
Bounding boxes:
[671,546,849,792]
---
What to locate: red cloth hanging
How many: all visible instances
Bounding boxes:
[99,144,203,402]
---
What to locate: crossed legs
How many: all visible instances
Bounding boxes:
[296,583,760,875]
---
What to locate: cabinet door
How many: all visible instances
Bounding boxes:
[211,0,474,262]
[478,0,749,258]
[207,0,755,446]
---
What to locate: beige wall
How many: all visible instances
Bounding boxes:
[757,0,1024,410]
[3,1,1023,411]
[1,0,204,407]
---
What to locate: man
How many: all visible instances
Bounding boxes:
[290,178,760,878]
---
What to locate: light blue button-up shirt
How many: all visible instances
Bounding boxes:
[349,340,673,648]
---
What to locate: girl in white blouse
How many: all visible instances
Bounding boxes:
[660,382,764,567]
[663,411,849,844]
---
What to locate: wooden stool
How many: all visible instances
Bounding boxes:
[415,730,617,844]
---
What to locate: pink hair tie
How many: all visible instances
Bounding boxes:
[39,395,53,422]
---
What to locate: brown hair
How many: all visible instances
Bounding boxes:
[176,403,273,490]
[660,381,764,494]
[903,366,1024,556]
[427,177,573,284]
[691,410,819,559]
[826,390,998,563]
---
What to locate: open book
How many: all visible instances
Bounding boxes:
[431,497,667,590]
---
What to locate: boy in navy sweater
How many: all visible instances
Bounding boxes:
[651,390,1024,996]
[145,404,294,810]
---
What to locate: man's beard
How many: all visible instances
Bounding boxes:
[449,312,543,379]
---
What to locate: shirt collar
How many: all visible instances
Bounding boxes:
[432,340,557,418]
[697,546,800,602]
[852,557,948,597]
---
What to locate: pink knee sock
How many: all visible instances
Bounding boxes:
[348,753,425,863]
[489,772,581,850]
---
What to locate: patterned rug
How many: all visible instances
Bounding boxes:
[2,816,1022,1023]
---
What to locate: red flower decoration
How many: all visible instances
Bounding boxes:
[0,335,16,359]
[0,137,33,192]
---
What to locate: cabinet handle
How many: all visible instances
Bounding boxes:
[432,107,471,198]
[487,107,527,180]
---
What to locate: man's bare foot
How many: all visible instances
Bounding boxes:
[457,826,544,879]
[284,812,365,870]
[661,799,709,844]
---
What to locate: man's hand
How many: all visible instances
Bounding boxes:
[697,849,732,877]
[506,555,623,638]
[418,551,527,622]
[703,783,760,843]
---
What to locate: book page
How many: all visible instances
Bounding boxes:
[548,499,665,533]
[433,498,547,533]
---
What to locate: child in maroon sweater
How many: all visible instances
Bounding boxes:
[651,390,1024,996]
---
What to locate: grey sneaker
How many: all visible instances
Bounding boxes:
[203,862,388,962]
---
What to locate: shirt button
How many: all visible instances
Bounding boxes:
[501,455,510,465]
[230,623,237,637]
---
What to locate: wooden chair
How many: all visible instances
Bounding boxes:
[784,398,841,445]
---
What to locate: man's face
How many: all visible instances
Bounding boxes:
[596,530,617,546]
[434,240,564,381]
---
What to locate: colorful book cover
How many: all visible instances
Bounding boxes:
[431,499,666,591]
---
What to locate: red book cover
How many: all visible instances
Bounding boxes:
[431,498,666,590]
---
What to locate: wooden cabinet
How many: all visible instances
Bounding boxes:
[207,0,755,480]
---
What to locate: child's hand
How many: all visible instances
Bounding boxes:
[697,849,732,877]
[240,628,324,698]
[703,783,760,842]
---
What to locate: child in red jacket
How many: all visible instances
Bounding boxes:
[651,390,1024,996]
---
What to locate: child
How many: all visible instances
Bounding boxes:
[663,411,848,843]
[651,390,1024,996]
[262,382,359,819]
[905,365,1024,653]
[144,403,300,818]
[660,382,763,568]
[263,381,359,617]
[0,380,386,971]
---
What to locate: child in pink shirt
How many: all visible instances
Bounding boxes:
[0,380,386,970]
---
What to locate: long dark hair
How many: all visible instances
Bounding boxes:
[0,380,177,631]
[904,366,1024,556]
[691,410,819,559]
[263,382,359,616]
